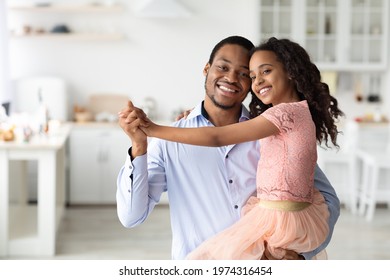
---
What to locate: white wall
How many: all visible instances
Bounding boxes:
[8,0,259,121]
[0,0,11,105]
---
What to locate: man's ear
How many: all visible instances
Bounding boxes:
[203,63,211,76]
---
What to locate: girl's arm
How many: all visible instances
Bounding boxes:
[141,115,279,147]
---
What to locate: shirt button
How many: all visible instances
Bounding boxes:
[225,154,229,159]
[234,205,238,209]
[229,179,233,184]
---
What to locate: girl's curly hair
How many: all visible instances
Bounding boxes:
[248,37,344,148]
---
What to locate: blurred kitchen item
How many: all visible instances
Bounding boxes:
[325,15,331,34]
[373,107,382,122]
[322,71,338,95]
[141,96,157,120]
[367,74,381,103]
[354,77,363,102]
[88,94,128,122]
[23,125,33,142]
[1,102,10,116]
[73,105,92,122]
[367,94,380,102]
[0,125,15,141]
[23,25,32,35]
[51,24,71,33]
[37,87,49,134]
[14,77,68,121]
[35,2,51,8]
[95,111,118,122]
[74,111,93,123]
[0,104,7,122]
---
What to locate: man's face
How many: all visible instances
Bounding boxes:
[203,44,251,110]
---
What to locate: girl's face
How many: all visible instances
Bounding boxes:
[249,50,298,106]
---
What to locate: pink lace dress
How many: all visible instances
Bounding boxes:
[186,101,329,260]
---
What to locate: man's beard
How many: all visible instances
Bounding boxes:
[204,78,235,110]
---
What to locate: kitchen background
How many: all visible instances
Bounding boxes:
[2,0,389,121]
[0,0,389,259]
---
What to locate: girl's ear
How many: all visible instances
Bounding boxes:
[203,63,211,76]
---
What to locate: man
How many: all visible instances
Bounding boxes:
[117,36,340,260]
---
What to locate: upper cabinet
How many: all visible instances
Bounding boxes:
[258,0,294,40]
[258,0,389,71]
[348,0,387,69]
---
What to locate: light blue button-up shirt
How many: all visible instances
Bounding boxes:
[116,101,340,260]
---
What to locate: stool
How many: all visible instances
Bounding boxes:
[356,123,390,221]
[357,149,390,221]
[317,120,359,213]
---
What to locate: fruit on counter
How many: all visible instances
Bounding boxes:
[354,114,388,123]
[0,125,15,141]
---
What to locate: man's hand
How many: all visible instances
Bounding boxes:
[261,242,305,260]
[118,100,149,158]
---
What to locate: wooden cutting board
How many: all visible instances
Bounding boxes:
[88,94,129,116]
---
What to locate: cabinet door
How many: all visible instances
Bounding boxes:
[259,0,295,43]
[304,0,338,67]
[100,129,131,203]
[69,127,131,204]
[347,0,388,70]
[305,0,388,70]
[69,128,102,204]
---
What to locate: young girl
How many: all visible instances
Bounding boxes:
[137,37,344,260]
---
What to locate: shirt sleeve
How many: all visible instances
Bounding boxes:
[116,141,166,228]
[302,164,341,260]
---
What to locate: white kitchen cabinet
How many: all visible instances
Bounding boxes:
[258,0,389,71]
[69,124,131,204]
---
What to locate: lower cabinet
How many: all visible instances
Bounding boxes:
[69,124,131,204]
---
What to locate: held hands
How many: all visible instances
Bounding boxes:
[117,100,154,158]
[118,100,154,135]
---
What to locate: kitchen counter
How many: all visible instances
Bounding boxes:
[70,121,120,128]
[0,123,71,257]
[71,119,174,127]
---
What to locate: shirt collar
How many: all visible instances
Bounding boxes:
[186,101,251,123]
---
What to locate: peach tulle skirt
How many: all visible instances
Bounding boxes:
[186,189,329,260]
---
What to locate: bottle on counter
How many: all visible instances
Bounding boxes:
[325,16,331,34]
[37,87,49,134]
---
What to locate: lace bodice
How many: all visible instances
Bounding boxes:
[257,101,316,203]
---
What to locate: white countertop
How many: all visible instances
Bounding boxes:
[71,119,174,128]
[0,123,72,150]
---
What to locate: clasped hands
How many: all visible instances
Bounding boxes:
[118,100,191,139]
[118,100,154,138]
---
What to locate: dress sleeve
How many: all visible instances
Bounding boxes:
[261,103,295,134]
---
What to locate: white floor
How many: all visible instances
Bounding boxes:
[2,204,390,260]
